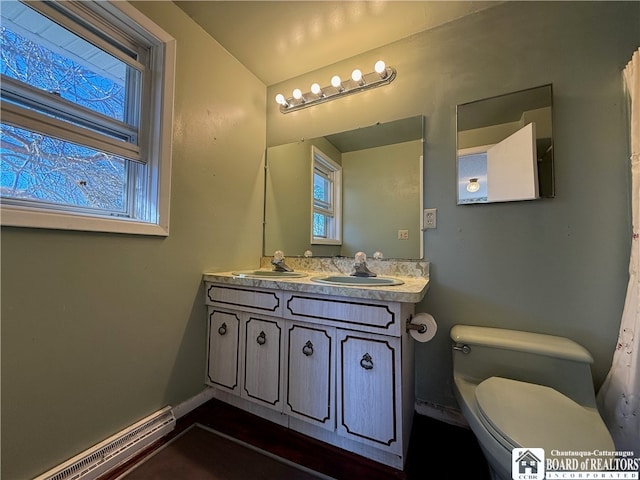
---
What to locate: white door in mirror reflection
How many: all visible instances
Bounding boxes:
[458,122,539,204]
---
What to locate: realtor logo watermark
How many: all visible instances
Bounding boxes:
[513,448,545,480]
[512,448,639,479]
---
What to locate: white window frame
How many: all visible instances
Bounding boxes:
[0,1,175,236]
[311,146,342,245]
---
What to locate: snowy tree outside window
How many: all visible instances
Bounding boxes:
[0,0,175,235]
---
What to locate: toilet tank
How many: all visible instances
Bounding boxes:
[451,325,597,407]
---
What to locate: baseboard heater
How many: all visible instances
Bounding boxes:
[34,405,176,480]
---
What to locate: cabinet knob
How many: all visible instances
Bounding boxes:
[217,322,227,336]
[256,331,267,345]
[360,353,374,370]
[302,340,314,356]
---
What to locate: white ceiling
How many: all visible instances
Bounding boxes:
[173,1,502,86]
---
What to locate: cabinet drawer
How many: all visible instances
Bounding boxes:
[206,283,283,316]
[283,292,402,336]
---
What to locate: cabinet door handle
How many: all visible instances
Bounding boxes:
[360,353,374,370]
[302,340,314,356]
[256,331,266,345]
[217,322,227,336]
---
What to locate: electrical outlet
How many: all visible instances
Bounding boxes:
[424,208,437,229]
[398,229,409,240]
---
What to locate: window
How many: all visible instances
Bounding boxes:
[0,1,175,235]
[311,146,341,244]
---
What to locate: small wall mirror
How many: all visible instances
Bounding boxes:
[264,116,424,260]
[456,84,554,204]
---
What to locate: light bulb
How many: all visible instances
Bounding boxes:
[467,178,480,193]
[351,69,362,82]
[275,93,288,106]
[310,83,322,95]
[292,88,302,100]
[375,60,388,78]
[331,75,342,88]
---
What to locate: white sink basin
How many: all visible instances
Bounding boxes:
[232,270,307,278]
[310,275,404,286]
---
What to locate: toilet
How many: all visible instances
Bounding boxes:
[450,325,615,480]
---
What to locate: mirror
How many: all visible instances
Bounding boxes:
[456,84,554,204]
[264,116,424,260]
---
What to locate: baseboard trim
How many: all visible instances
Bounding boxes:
[172,387,216,420]
[414,399,469,428]
[177,391,471,431]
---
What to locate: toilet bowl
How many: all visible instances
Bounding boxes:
[450,325,615,480]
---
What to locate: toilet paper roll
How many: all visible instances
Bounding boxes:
[409,313,437,342]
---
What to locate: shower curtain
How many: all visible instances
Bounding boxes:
[597,48,640,452]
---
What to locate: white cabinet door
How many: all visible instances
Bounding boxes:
[285,322,335,431]
[336,329,402,455]
[241,315,284,411]
[206,308,241,394]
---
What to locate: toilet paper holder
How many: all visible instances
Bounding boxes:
[406,314,428,334]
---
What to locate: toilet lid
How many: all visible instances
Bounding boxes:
[475,376,614,451]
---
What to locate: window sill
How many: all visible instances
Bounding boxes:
[1,205,169,236]
[311,238,342,245]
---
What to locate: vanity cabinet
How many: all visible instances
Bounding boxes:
[204,280,417,470]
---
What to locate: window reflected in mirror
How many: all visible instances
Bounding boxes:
[312,146,342,244]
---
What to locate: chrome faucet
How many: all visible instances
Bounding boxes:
[271,250,293,272]
[351,251,377,277]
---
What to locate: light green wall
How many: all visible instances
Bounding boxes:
[267,1,639,409]
[342,140,422,258]
[1,2,266,479]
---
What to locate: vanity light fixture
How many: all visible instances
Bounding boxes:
[467,178,480,193]
[275,60,397,114]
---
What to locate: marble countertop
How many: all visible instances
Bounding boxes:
[203,259,430,303]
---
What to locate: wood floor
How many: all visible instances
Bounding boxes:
[99,397,491,480]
